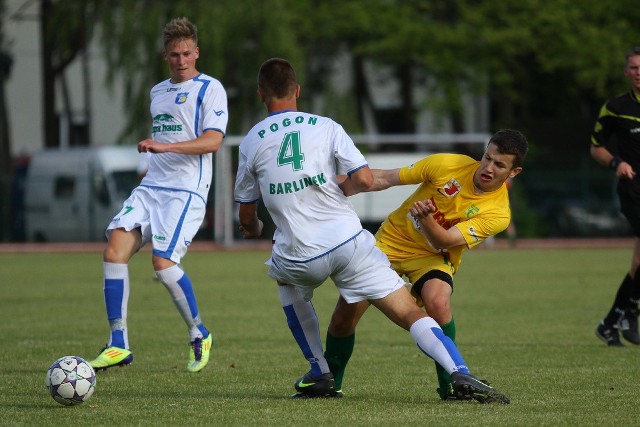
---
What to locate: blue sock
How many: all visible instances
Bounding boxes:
[103,262,129,349]
[279,285,328,377]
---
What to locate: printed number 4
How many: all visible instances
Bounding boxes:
[277,131,305,171]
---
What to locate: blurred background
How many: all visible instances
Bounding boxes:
[1,0,638,243]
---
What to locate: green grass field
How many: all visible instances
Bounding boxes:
[1,246,638,426]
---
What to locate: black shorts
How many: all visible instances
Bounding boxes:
[617,176,640,237]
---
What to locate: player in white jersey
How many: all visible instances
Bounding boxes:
[234,58,509,402]
[90,17,228,374]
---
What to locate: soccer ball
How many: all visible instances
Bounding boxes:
[45,356,96,406]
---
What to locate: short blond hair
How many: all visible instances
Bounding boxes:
[163,17,198,49]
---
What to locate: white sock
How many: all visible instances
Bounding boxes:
[409,317,469,374]
[278,285,330,375]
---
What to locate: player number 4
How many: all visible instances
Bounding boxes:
[277,131,305,171]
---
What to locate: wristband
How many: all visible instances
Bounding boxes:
[609,156,622,170]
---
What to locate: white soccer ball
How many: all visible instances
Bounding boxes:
[45,356,96,406]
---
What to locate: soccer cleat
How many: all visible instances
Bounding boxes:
[292,371,337,398]
[595,322,624,347]
[619,308,640,345]
[290,389,344,399]
[90,346,133,371]
[451,372,510,404]
[438,383,473,401]
[187,333,212,373]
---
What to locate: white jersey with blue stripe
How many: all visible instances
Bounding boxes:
[140,73,228,201]
[235,110,367,262]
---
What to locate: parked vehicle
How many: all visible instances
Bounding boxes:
[24,146,141,242]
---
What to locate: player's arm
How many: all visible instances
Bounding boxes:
[410,199,466,249]
[238,202,264,239]
[137,129,224,155]
[339,166,374,196]
[589,144,635,179]
[338,167,402,196]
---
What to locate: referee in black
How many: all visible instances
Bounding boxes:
[591,46,640,347]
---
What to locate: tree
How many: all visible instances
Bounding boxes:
[39,0,98,147]
[93,0,307,141]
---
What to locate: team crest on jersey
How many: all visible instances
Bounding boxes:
[439,178,462,197]
[465,204,480,218]
[175,92,189,104]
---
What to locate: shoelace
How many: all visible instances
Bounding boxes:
[191,338,202,361]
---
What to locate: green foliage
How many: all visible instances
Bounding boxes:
[1,247,639,425]
[32,0,640,139]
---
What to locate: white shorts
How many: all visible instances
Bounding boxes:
[106,186,205,263]
[266,229,406,303]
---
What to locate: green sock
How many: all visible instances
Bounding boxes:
[435,318,456,399]
[324,332,355,391]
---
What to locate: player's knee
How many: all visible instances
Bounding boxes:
[424,294,451,324]
[103,245,128,264]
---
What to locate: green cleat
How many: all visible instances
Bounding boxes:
[187,333,212,373]
[90,346,133,371]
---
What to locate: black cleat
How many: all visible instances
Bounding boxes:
[438,383,473,401]
[619,308,640,345]
[290,390,343,399]
[595,322,624,347]
[292,371,337,398]
[451,372,510,404]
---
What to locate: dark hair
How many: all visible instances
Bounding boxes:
[258,58,298,100]
[625,46,640,63]
[488,129,528,168]
[163,17,198,49]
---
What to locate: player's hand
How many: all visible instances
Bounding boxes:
[137,138,167,153]
[617,161,636,180]
[410,199,436,219]
[239,220,263,239]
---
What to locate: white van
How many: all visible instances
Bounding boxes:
[24,146,142,242]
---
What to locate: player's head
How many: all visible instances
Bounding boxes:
[474,129,528,193]
[162,17,199,83]
[623,46,640,94]
[488,129,528,169]
[258,58,300,103]
[163,17,198,49]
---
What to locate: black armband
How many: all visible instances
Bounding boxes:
[609,156,622,170]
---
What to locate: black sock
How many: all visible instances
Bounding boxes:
[604,274,634,326]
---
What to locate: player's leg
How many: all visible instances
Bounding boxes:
[278,283,338,397]
[90,227,140,370]
[619,238,640,344]
[267,253,338,397]
[414,272,457,400]
[152,192,212,372]
[154,256,212,372]
[606,185,640,345]
[325,296,370,392]
[371,287,509,403]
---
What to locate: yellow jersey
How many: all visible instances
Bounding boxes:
[375,153,511,273]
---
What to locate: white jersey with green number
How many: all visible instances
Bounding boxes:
[140,73,228,202]
[235,110,367,262]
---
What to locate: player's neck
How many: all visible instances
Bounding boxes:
[267,100,297,114]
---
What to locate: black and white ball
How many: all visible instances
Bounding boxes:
[45,356,96,406]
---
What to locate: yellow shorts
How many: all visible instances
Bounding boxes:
[377,240,455,306]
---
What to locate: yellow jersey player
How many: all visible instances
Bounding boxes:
[325,129,528,400]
